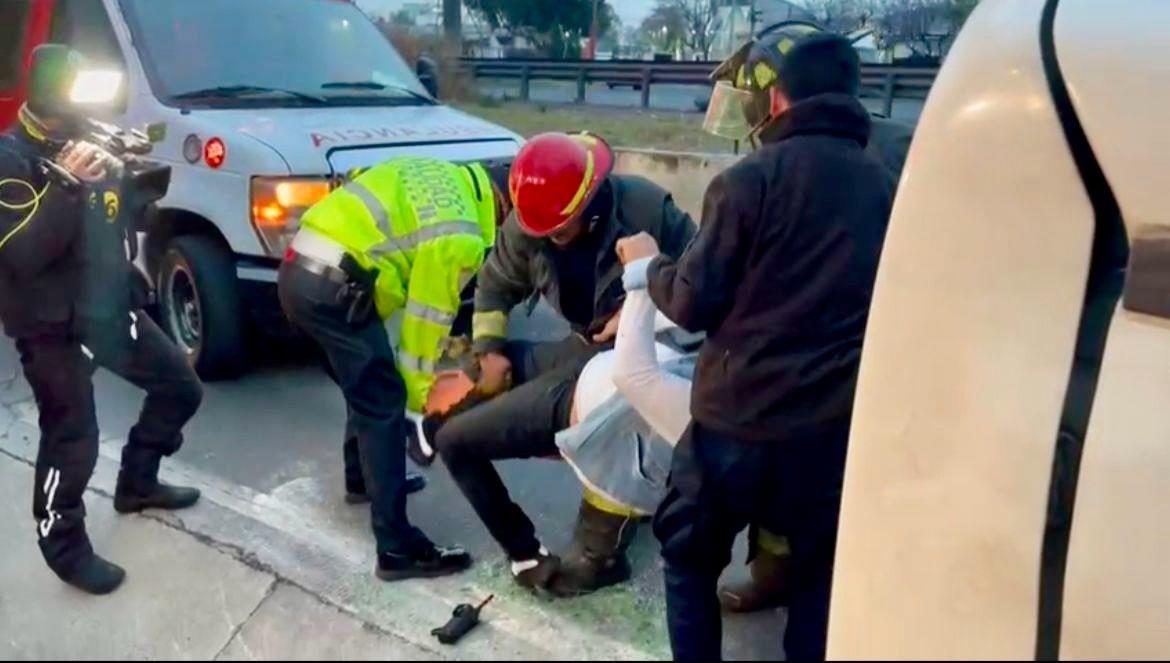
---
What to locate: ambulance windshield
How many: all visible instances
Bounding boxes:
[120,0,428,108]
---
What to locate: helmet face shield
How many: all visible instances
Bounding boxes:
[705,20,828,145]
[703,81,755,140]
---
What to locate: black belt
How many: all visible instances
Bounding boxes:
[288,250,379,326]
[289,252,350,286]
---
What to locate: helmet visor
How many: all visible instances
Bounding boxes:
[703,81,755,140]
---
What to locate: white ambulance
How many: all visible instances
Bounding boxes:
[5,0,521,378]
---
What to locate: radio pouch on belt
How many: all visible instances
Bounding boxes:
[339,253,379,327]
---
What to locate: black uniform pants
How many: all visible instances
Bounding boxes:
[343,408,364,493]
[654,422,848,662]
[277,262,423,555]
[17,312,203,576]
[435,336,600,561]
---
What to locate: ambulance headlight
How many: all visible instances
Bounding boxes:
[250,177,332,256]
[68,70,124,106]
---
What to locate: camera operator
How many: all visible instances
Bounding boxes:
[0,45,203,595]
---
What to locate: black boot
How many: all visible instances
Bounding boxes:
[114,451,200,514]
[549,499,637,598]
[55,553,126,596]
[376,537,472,582]
[114,481,201,514]
[345,471,427,505]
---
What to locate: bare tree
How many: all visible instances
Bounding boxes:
[868,0,980,61]
[798,0,870,32]
[661,0,721,60]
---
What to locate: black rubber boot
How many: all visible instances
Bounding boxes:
[115,450,201,514]
[114,481,201,514]
[549,500,637,598]
[718,547,794,613]
[56,553,126,596]
[345,471,427,504]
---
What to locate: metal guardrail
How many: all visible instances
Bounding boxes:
[459,58,939,116]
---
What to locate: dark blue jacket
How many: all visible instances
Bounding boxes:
[649,93,898,442]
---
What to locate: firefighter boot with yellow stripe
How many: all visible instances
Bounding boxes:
[717,531,793,613]
[549,494,638,598]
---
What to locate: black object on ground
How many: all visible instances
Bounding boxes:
[431,595,494,645]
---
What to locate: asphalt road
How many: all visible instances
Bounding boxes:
[0,301,784,660]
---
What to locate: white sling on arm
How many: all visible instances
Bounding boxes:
[611,257,693,445]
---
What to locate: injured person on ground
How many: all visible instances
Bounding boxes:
[420,256,792,606]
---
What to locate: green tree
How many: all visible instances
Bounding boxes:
[391,9,415,28]
[597,11,622,55]
[640,2,687,55]
[465,0,613,58]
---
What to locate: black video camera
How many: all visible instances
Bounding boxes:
[80,119,171,243]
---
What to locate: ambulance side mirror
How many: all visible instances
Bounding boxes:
[1122,229,1170,320]
[417,56,440,99]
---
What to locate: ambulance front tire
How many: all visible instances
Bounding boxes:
[157,235,247,381]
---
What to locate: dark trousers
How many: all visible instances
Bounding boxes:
[277,262,422,555]
[17,312,203,576]
[343,410,364,494]
[435,336,599,560]
[654,422,848,662]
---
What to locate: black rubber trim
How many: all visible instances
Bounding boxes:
[324,137,518,164]
[465,163,485,202]
[1036,0,1130,659]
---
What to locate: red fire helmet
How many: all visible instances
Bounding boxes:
[508,132,614,237]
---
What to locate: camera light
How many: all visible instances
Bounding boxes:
[68,70,124,105]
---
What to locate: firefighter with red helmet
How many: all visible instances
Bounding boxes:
[430,132,696,596]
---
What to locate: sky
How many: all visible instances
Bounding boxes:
[355,0,658,29]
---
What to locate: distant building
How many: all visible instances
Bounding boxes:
[398,1,442,34]
[849,28,883,64]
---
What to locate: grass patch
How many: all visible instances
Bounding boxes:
[456,101,735,154]
[470,556,671,658]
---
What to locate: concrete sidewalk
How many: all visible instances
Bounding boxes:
[0,344,669,661]
[0,452,437,660]
[0,312,789,661]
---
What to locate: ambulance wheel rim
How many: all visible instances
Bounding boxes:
[165,261,202,355]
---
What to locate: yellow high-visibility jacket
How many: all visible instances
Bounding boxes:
[301,157,496,410]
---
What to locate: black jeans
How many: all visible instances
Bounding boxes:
[18,313,203,576]
[278,262,422,555]
[434,336,600,560]
[654,422,848,662]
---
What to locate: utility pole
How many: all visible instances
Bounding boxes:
[586,0,602,60]
[442,0,461,45]
[727,0,737,60]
